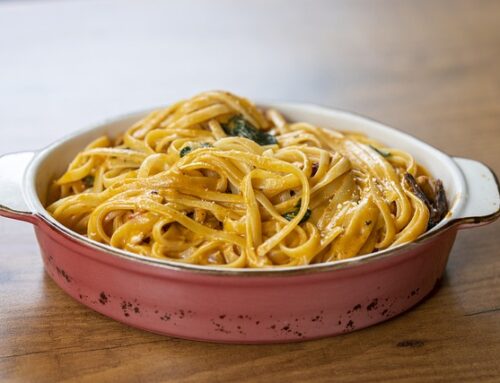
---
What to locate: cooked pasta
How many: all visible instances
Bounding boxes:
[46,91,448,268]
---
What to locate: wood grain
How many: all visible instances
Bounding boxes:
[0,0,499,382]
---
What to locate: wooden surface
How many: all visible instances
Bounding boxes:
[1,0,499,382]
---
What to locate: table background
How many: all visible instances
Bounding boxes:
[1,0,499,382]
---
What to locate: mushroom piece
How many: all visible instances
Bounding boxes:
[404,173,448,229]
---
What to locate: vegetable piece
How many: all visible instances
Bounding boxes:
[179,146,192,157]
[404,173,432,207]
[416,176,436,200]
[311,162,319,177]
[369,145,391,158]
[429,180,448,228]
[82,175,94,188]
[404,173,448,229]
[180,143,212,158]
[282,199,312,223]
[222,115,277,146]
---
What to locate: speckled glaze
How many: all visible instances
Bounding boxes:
[1,103,499,343]
[34,220,457,343]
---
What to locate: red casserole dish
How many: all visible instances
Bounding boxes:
[0,103,499,343]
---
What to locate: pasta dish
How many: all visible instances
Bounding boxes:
[46,91,448,268]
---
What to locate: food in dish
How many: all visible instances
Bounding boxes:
[46,91,448,267]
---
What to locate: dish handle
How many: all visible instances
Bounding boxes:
[453,157,500,228]
[0,151,38,224]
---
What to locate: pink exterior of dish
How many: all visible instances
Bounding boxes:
[33,219,457,343]
[1,103,499,343]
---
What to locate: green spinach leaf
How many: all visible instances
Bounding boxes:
[223,115,277,146]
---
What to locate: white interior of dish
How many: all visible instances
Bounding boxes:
[24,103,467,270]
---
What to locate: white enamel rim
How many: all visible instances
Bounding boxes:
[10,102,498,276]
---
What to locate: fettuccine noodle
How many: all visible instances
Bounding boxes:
[46,91,447,268]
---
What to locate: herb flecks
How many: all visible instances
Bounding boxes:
[370,145,391,158]
[82,175,94,188]
[282,199,312,223]
[222,115,277,146]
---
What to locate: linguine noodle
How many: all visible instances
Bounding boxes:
[47,91,447,268]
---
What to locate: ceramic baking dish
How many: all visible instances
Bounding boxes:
[1,103,499,343]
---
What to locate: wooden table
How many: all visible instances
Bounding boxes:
[1,1,499,381]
